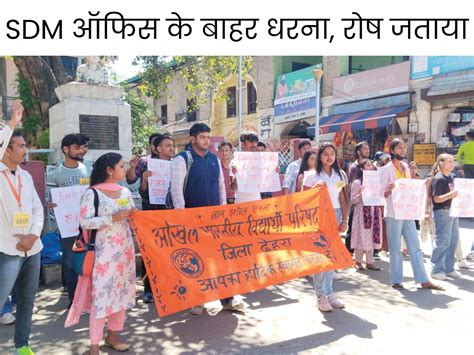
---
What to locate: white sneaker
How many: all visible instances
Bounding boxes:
[317,295,333,312]
[333,271,343,281]
[222,300,245,312]
[0,312,15,325]
[189,305,205,316]
[327,294,345,309]
[447,270,462,278]
[431,273,448,281]
[457,260,471,269]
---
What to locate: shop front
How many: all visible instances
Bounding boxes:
[308,61,412,168]
[421,69,474,163]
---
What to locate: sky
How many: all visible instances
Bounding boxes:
[110,54,141,82]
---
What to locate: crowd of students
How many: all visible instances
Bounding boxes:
[1,100,473,355]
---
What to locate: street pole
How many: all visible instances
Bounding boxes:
[238,55,243,151]
[312,67,324,147]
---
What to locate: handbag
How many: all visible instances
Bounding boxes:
[72,188,99,277]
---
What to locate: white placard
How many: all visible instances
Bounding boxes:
[233,152,281,193]
[361,170,385,206]
[147,158,172,205]
[450,178,474,217]
[392,179,427,220]
[51,185,88,238]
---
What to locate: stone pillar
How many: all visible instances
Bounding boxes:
[49,82,132,163]
[322,56,344,98]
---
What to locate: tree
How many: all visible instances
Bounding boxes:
[122,86,156,155]
[10,56,77,144]
[133,56,253,108]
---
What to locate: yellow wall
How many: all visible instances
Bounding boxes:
[211,74,259,145]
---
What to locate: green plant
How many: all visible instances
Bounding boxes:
[122,86,155,155]
[14,73,42,144]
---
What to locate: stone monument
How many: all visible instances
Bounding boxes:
[49,56,132,163]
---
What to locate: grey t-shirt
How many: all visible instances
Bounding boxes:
[46,162,92,188]
[46,162,93,236]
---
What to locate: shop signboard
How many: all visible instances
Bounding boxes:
[332,62,410,105]
[274,65,319,124]
[411,56,474,80]
[413,143,437,166]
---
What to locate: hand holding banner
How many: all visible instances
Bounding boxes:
[450,178,474,217]
[51,185,88,238]
[233,152,281,193]
[130,185,353,317]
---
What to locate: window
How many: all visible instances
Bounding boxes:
[247,82,257,114]
[160,104,168,125]
[292,62,312,72]
[348,56,409,74]
[186,98,197,122]
[227,86,237,117]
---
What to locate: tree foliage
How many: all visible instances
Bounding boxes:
[133,56,253,108]
[122,86,156,155]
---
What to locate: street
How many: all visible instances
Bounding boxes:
[1,220,473,355]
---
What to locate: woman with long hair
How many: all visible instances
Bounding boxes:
[430,154,461,280]
[296,151,317,192]
[382,138,442,290]
[350,158,382,270]
[65,153,137,354]
[303,142,349,312]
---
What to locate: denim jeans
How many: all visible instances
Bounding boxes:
[0,252,40,348]
[385,217,429,284]
[431,208,459,274]
[312,208,342,296]
[60,237,78,303]
[2,296,13,314]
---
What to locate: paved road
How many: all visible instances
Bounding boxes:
[2,220,473,354]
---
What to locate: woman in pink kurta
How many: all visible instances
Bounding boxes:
[350,158,382,270]
[66,153,136,355]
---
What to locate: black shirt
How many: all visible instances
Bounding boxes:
[431,172,455,210]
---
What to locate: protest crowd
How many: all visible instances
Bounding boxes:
[1,101,474,355]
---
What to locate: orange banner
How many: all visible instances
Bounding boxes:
[130,185,353,317]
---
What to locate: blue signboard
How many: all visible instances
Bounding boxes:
[411,56,474,80]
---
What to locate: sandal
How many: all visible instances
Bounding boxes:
[104,340,130,352]
[421,282,445,291]
[355,263,366,270]
[366,264,382,271]
[391,283,404,289]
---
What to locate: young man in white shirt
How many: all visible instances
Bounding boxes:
[0,102,45,355]
[230,131,262,203]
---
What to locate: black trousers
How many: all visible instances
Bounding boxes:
[464,164,474,179]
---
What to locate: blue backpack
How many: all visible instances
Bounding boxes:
[40,232,63,265]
